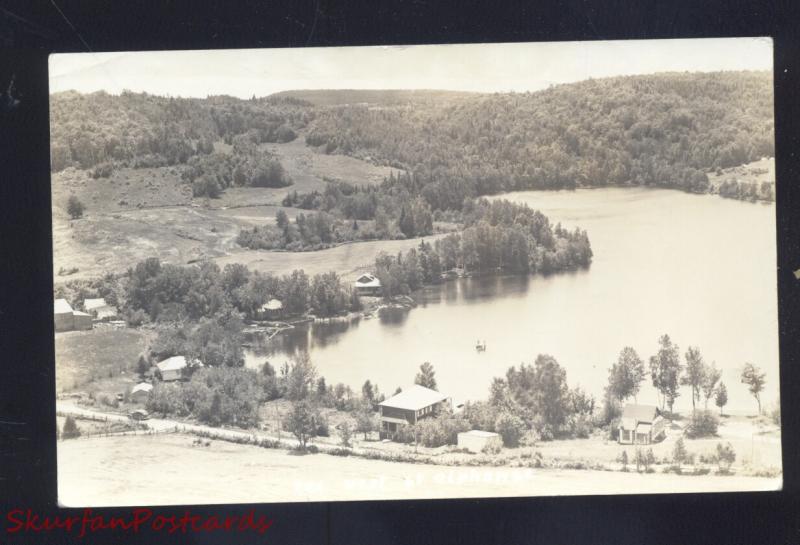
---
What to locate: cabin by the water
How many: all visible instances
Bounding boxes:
[353,273,381,296]
[378,385,451,440]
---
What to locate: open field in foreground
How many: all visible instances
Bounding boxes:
[58,433,780,506]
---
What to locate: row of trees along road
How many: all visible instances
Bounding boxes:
[605,334,767,416]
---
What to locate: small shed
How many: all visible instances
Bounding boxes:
[72,311,93,331]
[354,273,381,296]
[54,299,74,332]
[618,404,666,445]
[156,356,189,382]
[129,382,153,403]
[458,430,503,453]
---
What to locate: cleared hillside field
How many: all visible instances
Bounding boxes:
[215,234,446,281]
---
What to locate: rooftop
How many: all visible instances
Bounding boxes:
[621,403,659,423]
[54,299,73,314]
[379,384,448,411]
[157,355,188,371]
[84,298,108,311]
[355,274,381,287]
[260,298,283,310]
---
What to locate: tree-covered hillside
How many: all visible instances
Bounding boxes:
[49,91,313,173]
[304,71,773,196]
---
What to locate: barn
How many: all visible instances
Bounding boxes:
[54,299,74,332]
[457,430,503,453]
[72,311,93,331]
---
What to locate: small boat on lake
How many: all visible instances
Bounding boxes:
[476,340,487,352]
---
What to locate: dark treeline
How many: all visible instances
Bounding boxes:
[236,210,381,251]
[124,258,360,324]
[305,72,773,196]
[718,179,774,202]
[50,90,312,172]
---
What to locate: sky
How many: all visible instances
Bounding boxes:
[49,38,773,99]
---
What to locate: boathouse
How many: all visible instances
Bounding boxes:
[618,404,666,445]
[378,385,451,439]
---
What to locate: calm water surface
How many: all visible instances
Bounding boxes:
[246,188,779,413]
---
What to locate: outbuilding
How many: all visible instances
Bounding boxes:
[129,382,153,403]
[618,404,666,445]
[72,311,93,330]
[457,430,503,453]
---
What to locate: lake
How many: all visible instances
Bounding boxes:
[245,187,779,413]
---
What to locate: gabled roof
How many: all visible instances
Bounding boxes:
[157,355,188,372]
[54,299,73,314]
[84,298,108,311]
[131,382,153,394]
[621,404,659,423]
[354,273,381,287]
[379,384,447,411]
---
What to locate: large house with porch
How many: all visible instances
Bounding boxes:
[378,384,451,439]
[618,403,666,445]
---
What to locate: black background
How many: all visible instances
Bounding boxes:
[1,1,799,544]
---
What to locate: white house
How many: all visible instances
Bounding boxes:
[457,430,503,453]
[156,356,190,382]
[353,273,381,296]
[618,404,666,445]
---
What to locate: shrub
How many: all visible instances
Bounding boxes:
[92,162,114,178]
[67,195,85,219]
[495,412,526,447]
[713,442,736,473]
[685,410,719,438]
[62,416,81,439]
[339,421,353,447]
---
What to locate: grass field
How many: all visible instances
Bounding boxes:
[57,432,781,506]
[214,234,446,281]
[55,328,151,393]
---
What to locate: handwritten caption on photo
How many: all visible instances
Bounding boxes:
[6,508,273,538]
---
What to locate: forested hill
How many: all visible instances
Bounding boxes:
[268,89,478,106]
[50,71,773,198]
[49,91,314,172]
[304,71,774,194]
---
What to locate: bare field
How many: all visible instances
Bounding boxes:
[57,433,781,506]
[52,206,245,280]
[215,234,445,281]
